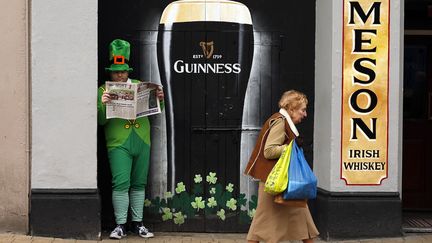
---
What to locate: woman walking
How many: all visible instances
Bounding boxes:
[244,90,319,243]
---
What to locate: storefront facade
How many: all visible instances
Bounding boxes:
[2,0,431,241]
[314,1,403,238]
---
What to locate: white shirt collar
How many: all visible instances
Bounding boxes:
[279,108,299,137]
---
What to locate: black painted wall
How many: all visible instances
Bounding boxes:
[98,0,316,230]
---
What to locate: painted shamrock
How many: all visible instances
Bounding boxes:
[191,196,205,211]
[226,183,234,192]
[217,209,226,221]
[207,197,217,208]
[194,174,203,183]
[209,187,216,195]
[175,182,186,194]
[248,208,256,218]
[164,191,173,198]
[173,211,186,225]
[144,199,152,207]
[226,198,237,211]
[162,207,173,221]
[206,172,217,184]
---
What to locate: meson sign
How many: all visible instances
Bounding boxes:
[341,0,389,185]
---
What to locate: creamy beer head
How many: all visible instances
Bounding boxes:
[160,0,252,26]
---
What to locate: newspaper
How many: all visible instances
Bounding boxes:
[105,81,162,119]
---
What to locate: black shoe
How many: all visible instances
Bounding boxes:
[109,224,126,239]
[131,221,154,238]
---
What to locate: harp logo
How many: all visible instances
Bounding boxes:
[199,41,214,59]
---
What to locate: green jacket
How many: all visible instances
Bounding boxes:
[97,79,164,150]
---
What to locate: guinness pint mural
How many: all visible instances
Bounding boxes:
[157,0,253,198]
[341,0,389,185]
[155,0,254,229]
[98,0,316,231]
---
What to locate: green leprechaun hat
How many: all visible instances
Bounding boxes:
[105,39,133,72]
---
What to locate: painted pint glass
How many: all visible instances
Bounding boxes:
[157,0,253,190]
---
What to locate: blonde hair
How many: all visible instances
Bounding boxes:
[278,90,308,111]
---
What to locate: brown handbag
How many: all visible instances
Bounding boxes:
[273,194,307,207]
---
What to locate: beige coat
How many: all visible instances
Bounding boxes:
[246,110,319,242]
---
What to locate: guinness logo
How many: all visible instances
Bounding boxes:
[199,41,214,59]
[172,40,241,74]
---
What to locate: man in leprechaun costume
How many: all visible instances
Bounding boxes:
[98,39,164,239]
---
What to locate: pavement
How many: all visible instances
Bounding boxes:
[1,232,432,243]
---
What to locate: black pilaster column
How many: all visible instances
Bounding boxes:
[313,188,402,240]
[30,189,101,240]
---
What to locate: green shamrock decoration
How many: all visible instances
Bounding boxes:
[164,191,173,198]
[194,174,203,183]
[162,207,173,221]
[248,208,256,218]
[191,196,205,211]
[173,212,186,225]
[217,209,226,221]
[206,172,217,184]
[226,198,237,211]
[207,197,217,208]
[144,199,152,207]
[143,172,258,225]
[226,183,234,192]
[209,187,216,195]
[175,182,186,194]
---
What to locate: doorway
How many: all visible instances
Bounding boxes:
[402,0,432,210]
[402,34,432,211]
[402,21,432,231]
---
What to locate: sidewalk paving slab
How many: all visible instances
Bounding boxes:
[52,239,77,243]
[381,238,403,243]
[32,237,54,243]
[0,234,14,242]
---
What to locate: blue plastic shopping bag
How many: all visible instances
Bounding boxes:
[283,140,317,199]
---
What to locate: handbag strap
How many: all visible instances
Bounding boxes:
[246,117,285,175]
